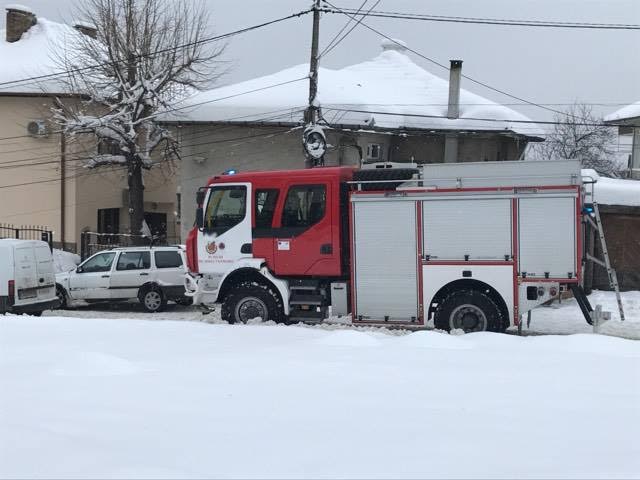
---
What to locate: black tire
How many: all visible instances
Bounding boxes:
[434,289,504,333]
[174,296,193,307]
[138,285,167,313]
[30,311,43,317]
[352,168,418,191]
[55,284,68,309]
[221,282,284,324]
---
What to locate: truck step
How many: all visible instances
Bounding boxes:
[290,294,323,306]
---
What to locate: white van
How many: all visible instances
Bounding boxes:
[0,239,60,316]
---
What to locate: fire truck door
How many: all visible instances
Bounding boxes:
[272,182,337,276]
[199,183,252,277]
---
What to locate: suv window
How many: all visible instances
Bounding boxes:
[204,186,247,236]
[281,185,326,228]
[81,252,116,273]
[154,251,183,269]
[116,251,151,271]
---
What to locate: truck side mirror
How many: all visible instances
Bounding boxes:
[196,190,206,206]
[195,207,204,229]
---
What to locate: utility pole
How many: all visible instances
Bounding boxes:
[60,132,66,250]
[303,0,323,168]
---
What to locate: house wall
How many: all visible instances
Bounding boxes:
[590,205,640,291]
[0,96,76,248]
[0,95,178,252]
[175,123,531,240]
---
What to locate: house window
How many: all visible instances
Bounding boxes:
[366,143,382,160]
[97,138,121,156]
[97,208,120,245]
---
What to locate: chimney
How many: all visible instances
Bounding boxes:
[5,5,37,43]
[73,21,97,39]
[447,59,463,119]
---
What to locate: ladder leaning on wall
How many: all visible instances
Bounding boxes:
[581,201,625,322]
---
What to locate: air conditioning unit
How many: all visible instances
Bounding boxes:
[27,120,48,137]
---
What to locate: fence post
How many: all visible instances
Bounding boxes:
[15,228,19,239]
[80,232,87,261]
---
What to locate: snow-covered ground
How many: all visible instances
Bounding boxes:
[0,291,638,478]
[1,311,639,479]
[41,290,640,340]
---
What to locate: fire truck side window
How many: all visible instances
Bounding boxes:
[281,185,326,229]
[255,189,279,228]
[204,186,247,236]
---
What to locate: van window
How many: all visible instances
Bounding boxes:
[281,185,326,228]
[154,251,183,269]
[81,252,116,273]
[204,186,247,236]
[116,251,151,271]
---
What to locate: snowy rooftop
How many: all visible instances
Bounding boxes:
[583,169,640,207]
[605,100,640,122]
[164,40,543,138]
[0,15,82,94]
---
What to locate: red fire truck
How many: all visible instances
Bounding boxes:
[184,160,589,332]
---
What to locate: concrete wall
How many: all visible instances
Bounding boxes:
[176,123,530,240]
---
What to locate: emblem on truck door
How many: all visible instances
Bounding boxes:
[206,242,218,255]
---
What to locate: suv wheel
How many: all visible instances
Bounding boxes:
[139,286,167,313]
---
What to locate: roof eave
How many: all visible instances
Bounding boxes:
[160,118,542,141]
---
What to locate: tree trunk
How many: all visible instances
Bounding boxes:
[128,160,145,245]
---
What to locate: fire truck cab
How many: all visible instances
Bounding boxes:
[185,160,585,333]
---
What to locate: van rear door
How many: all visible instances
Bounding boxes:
[13,243,39,305]
[34,243,56,300]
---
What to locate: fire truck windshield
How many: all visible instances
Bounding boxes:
[204,185,247,236]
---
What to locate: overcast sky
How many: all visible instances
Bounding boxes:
[3,0,639,121]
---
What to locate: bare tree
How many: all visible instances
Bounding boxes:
[53,0,223,239]
[529,103,622,177]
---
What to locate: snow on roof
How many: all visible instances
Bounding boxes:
[165,40,543,138]
[5,4,33,14]
[583,169,640,207]
[0,17,82,94]
[605,101,640,122]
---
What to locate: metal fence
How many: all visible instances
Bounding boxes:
[80,231,181,260]
[0,223,53,250]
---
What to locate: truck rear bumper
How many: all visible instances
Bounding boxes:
[10,298,60,314]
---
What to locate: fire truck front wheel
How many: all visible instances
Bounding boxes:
[221,282,285,324]
[434,289,504,333]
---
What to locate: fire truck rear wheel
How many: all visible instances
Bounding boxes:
[434,289,503,333]
[222,282,285,324]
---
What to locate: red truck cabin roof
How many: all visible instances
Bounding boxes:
[207,166,357,187]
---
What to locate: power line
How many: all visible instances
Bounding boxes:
[322,5,640,30]
[321,1,574,119]
[320,0,368,57]
[0,9,313,93]
[320,0,382,58]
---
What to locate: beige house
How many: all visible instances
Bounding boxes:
[163,39,543,239]
[0,5,178,251]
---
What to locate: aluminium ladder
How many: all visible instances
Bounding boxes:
[585,202,625,322]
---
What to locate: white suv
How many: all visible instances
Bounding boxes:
[55,246,190,312]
